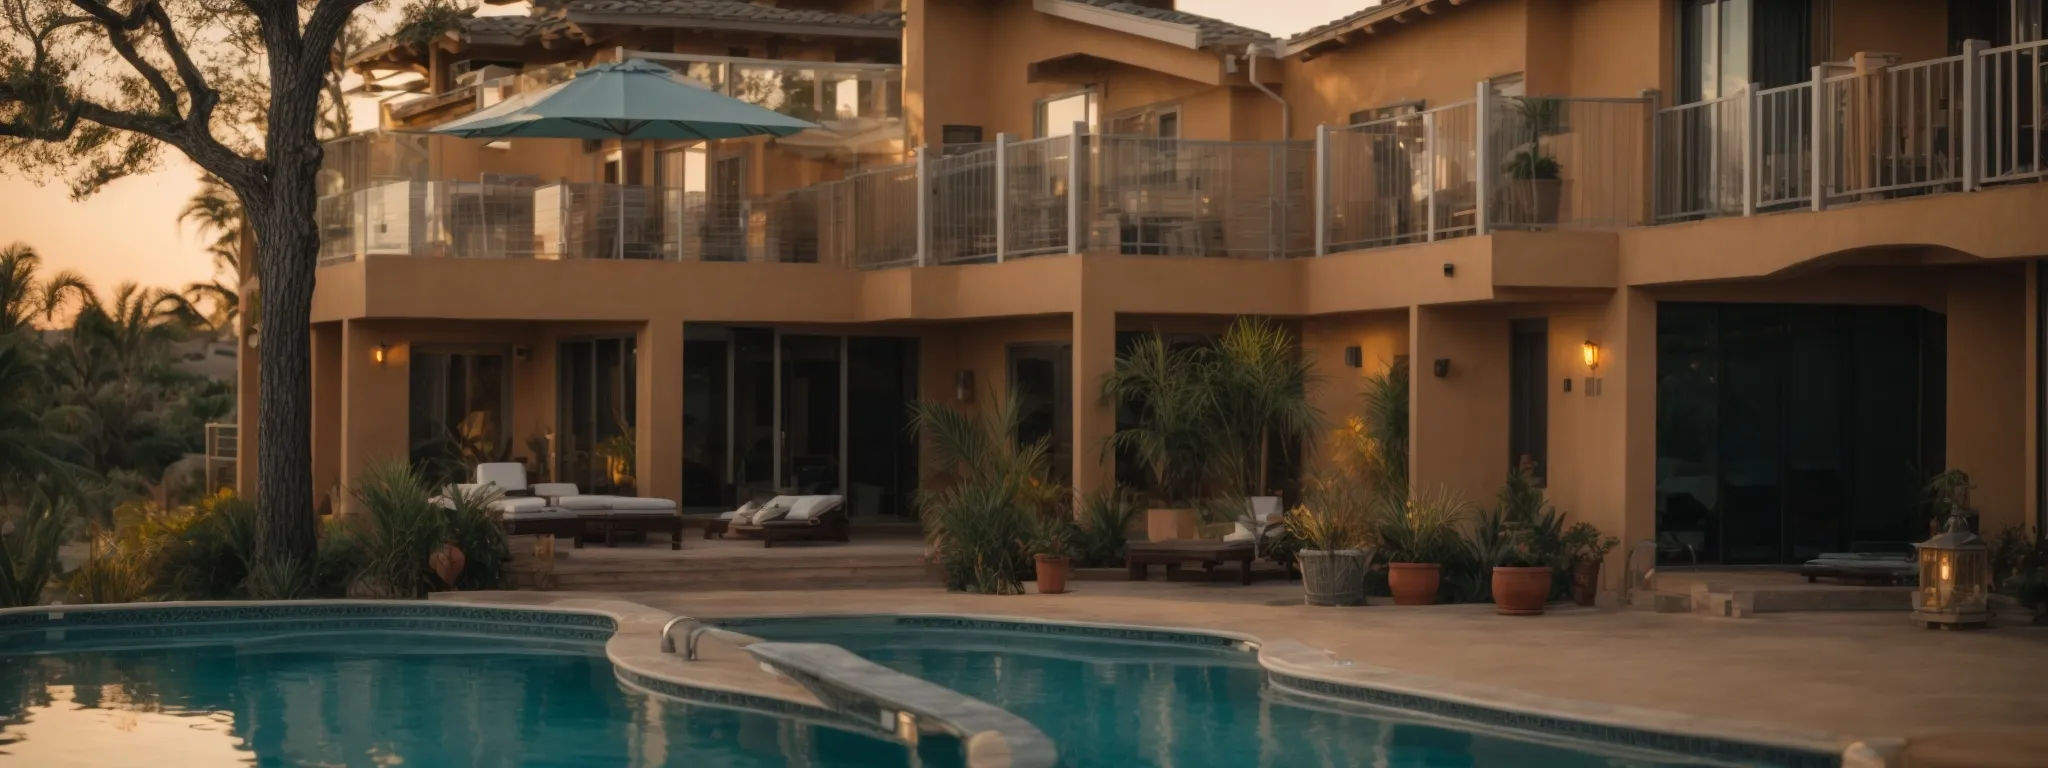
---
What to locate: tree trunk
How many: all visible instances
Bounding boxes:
[248,142,323,568]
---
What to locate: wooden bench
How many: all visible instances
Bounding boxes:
[1127,540,1256,585]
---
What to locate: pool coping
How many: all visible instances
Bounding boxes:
[698,610,1866,768]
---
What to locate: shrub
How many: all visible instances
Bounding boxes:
[911,397,1051,595]
[156,491,259,600]
[1071,489,1136,568]
[1374,484,1469,565]
[0,488,72,608]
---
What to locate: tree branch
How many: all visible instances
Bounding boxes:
[299,0,372,82]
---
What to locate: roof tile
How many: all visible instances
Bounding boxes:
[1066,0,1274,47]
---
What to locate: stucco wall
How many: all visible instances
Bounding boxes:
[1282,0,1530,134]
[1946,263,2030,535]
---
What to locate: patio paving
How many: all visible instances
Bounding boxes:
[559,580,2048,746]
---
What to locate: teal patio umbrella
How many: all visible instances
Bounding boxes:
[429,59,818,256]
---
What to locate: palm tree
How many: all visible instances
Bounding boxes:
[1210,317,1322,498]
[179,175,245,280]
[911,395,1055,595]
[0,243,91,337]
[1099,333,1217,506]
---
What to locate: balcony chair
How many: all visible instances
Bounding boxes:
[528,481,683,549]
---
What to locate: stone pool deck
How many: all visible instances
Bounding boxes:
[542,580,2047,753]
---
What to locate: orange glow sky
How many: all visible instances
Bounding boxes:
[0,0,1364,293]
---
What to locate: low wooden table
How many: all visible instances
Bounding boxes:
[1127,540,1256,585]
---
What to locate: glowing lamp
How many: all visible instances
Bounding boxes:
[1581,340,1600,371]
[372,344,388,365]
[1912,518,1989,629]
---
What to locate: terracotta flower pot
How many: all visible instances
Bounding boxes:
[1492,566,1553,615]
[429,542,466,590]
[1571,560,1601,607]
[1034,555,1071,594]
[1387,562,1441,606]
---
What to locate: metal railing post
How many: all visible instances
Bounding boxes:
[1743,83,1760,217]
[1068,121,1086,255]
[994,132,1011,263]
[1810,65,1828,212]
[1474,80,1494,236]
[1645,89,1661,224]
[915,146,930,267]
[1962,39,1986,192]
[1424,111,1438,241]
[1314,124,1331,256]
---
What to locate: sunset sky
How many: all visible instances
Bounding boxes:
[0,0,1366,294]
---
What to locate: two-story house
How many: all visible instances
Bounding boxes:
[248,0,2048,600]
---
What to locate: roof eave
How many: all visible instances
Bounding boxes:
[561,12,901,39]
[1032,0,1202,50]
[1286,0,1471,57]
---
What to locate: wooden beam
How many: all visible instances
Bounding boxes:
[1418,1,1437,15]
[1390,11,1411,24]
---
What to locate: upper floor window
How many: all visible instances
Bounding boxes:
[1107,103,1180,138]
[1347,101,1423,126]
[1035,89,1098,137]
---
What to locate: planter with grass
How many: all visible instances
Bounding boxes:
[1030,515,1075,595]
[1375,486,1471,606]
[1561,522,1619,607]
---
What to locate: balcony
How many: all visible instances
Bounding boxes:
[319,42,2044,272]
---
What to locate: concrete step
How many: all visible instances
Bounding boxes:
[552,564,933,592]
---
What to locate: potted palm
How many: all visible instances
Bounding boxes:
[1101,333,1215,541]
[1561,522,1619,606]
[1502,97,1565,226]
[1375,486,1470,605]
[1286,475,1375,606]
[1029,515,1075,594]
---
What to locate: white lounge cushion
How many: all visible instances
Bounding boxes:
[531,482,579,499]
[722,500,761,522]
[501,507,578,521]
[606,497,676,515]
[1222,530,1255,543]
[476,463,528,493]
[785,495,843,522]
[1249,496,1284,525]
[493,497,549,515]
[555,495,616,511]
[750,503,790,524]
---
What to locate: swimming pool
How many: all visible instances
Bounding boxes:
[726,616,1753,768]
[0,608,935,767]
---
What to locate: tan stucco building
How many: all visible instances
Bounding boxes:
[257,0,2048,600]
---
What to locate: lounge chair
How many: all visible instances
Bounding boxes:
[530,482,682,549]
[728,495,848,548]
[450,463,586,547]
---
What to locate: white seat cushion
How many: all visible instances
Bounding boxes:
[556,495,615,511]
[501,507,578,521]
[785,495,843,522]
[493,497,549,515]
[1222,531,1255,543]
[531,482,579,499]
[723,500,761,523]
[476,463,528,493]
[750,503,790,524]
[606,497,676,514]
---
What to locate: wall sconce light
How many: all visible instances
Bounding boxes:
[1343,346,1363,368]
[512,345,530,362]
[1442,262,1456,277]
[372,344,388,365]
[955,370,974,402]
[1581,340,1601,371]
[1432,358,1450,378]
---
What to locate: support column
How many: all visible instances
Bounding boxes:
[636,320,686,505]
[1567,288,1659,604]
[339,319,408,515]
[1071,298,1117,499]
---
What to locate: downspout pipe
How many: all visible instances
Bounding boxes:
[1244,43,1291,257]
[1245,43,1289,141]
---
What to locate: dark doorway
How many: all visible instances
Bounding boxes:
[1508,318,1550,483]
[1655,303,1946,564]
[1009,343,1073,482]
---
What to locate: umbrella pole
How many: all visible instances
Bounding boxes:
[616,139,627,259]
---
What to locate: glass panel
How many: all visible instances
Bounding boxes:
[732,328,777,499]
[409,353,451,474]
[848,337,920,518]
[557,337,636,494]
[1781,306,1845,562]
[1717,304,1785,565]
[1718,0,1752,98]
[683,337,731,513]
[705,155,747,262]
[1657,305,1721,565]
[780,335,842,495]
[410,350,509,486]
[1009,344,1072,482]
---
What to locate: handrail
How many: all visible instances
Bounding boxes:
[659,615,695,654]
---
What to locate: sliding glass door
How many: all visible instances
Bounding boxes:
[558,336,637,495]
[409,347,512,485]
[680,325,918,516]
[1009,343,1072,482]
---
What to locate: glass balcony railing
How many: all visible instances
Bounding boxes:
[320,44,2037,271]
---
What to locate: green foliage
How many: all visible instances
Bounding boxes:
[1028,514,1074,559]
[1560,522,1620,566]
[1071,488,1136,568]
[437,483,511,591]
[1373,484,1470,565]
[394,0,474,48]
[1103,317,1322,507]
[1454,461,1571,602]
[0,486,72,608]
[1358,358,1410,492]
[1922,470,1977,532]
[1506,151,1561,180]
[1988,525,2038,586]
[1503,97,1566,179]
[341,461,464,598]
[155,491,260,600]
[912,396,1053,595]
[1287,473,1377,552]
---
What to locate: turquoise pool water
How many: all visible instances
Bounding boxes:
[0,629,930,767]
[729,617,1733,768]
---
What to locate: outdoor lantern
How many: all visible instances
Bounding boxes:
[1912,518,1990,629]
[1581,340,1600,371]
[371,344,388,365]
